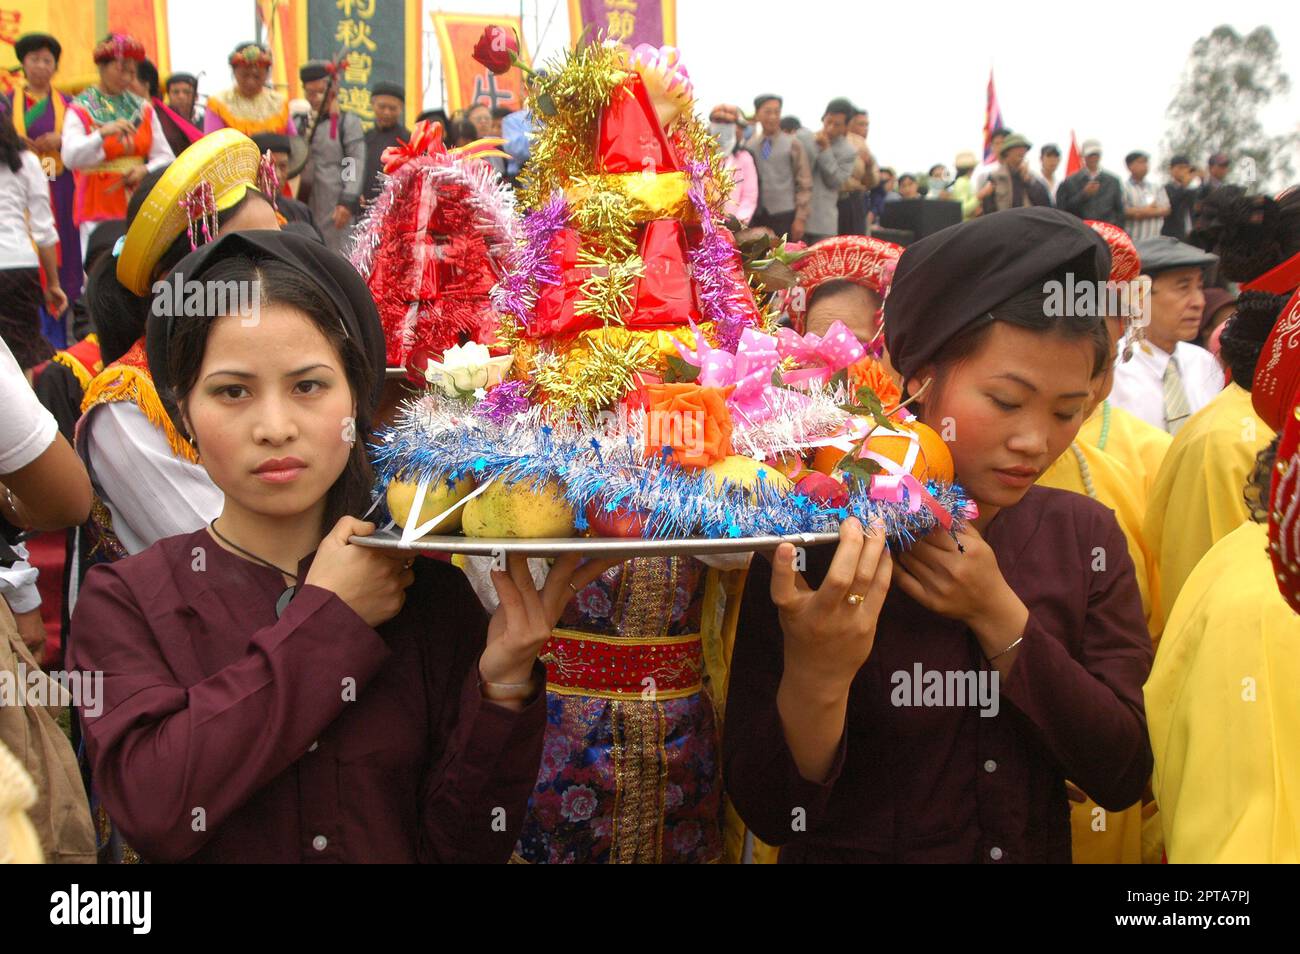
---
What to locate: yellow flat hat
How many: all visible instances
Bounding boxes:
[117,129,262,295]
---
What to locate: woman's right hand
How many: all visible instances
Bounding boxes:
[773,516,892,694]
[98,119,135,140]
[304,517,415,628]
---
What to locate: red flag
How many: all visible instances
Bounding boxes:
[982,69,1005,163]
[1066,130,1082,177]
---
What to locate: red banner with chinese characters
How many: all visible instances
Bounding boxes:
[430,11,531,117]
[567,0,676,48]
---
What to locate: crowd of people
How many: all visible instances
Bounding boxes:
[1,27,1298,869]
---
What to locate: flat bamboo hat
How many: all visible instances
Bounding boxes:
[116,128,261,295]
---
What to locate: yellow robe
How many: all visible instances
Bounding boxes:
[1038,441,1159,864]
[1076,400,1172,501]
[1145,521,1300,862]
[1142,383,1274,625]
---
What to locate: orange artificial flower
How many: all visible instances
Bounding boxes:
[643,382,735,469]
[847,356,902,410]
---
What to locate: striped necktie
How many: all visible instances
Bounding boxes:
[762,137,772,160]
[1162,355,1192,434]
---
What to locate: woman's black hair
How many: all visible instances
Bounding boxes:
[0,108,27,173]
[1245,435,1280,525]
[1218,290,1290,391]
[137,58,161,100]
[908,269,1112,410]
[806,278,874,315]
[86,168,273,364]
[1192,185,1300,283]
[164,254,377,532]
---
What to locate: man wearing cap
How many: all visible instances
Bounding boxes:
[1122,151,1170,241]
[164,72,202,129]
[249,133,317,235]
[948,151,980,220]
[361,81,410,209]
[1056,139,1125,226]
[1161,155,1200,240]
[1109,237,1223,434]
[295,60,366,253]
[978,133,1051,215]
[744,94,811,242]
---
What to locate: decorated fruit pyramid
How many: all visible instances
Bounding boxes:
[370,37,975,544]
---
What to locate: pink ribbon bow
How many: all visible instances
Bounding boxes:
[674,323,785,423]
[776,320,866,388]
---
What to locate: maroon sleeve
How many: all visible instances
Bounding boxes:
[415,566,547,863]
[999,512,1154,810]
[70,567,390,862]
[721,554,848,848]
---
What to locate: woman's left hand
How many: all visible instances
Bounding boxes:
[892,524,1028,649]
[479,554,617,688]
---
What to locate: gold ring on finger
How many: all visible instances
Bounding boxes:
[846,592,866,606]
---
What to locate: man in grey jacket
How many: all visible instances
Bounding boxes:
[744,94,811,241]
[799,97,858,243]
[296,60,366,253]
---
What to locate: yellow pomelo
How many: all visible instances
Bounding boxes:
[705,455,795,495]
[387,474,476,534]
[462,478,576,538]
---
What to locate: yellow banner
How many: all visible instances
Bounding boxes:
[430,11,530,117]
[1,0,169,97]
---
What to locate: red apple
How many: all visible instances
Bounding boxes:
[585,500,650,537]
[796,472,850,508]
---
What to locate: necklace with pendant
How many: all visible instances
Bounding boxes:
[209,518,300,618]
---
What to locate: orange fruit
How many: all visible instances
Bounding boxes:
[858,420,953,483]
[811,443,853,476]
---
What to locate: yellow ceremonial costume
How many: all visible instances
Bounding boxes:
[1143,383,1274,624]
[1145,521,1300,862]
[1037,440,1158,864]
[1076,399,1172,500]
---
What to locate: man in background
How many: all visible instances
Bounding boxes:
[1056,139,1125,226]
[1039,143,1061,203]
[296,60,366,253]
[165,72,202,128]
[799,97,858,243]
[1122,150,1171,241]
[744,93,811,241]
[361,81,409,208]
[1161,155,1200,240]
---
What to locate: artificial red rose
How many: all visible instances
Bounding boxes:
[643,382,734,469]
[405,346,436,386]
[472,26,519,76]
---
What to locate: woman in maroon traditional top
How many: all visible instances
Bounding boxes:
[70,230,608,862]
[724,207,1154,863]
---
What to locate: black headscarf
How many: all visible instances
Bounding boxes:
[146,229,385,416]
[883,207,1111,379]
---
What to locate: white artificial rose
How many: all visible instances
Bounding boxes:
[424,343,514,398]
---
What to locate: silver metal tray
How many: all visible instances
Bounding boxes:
[349,526,841,558]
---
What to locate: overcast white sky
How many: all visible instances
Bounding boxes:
[166,0,1300,182]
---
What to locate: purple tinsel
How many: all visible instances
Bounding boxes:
[490,193,570,328]
[472,379,533,423]
[685,160,749,352]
